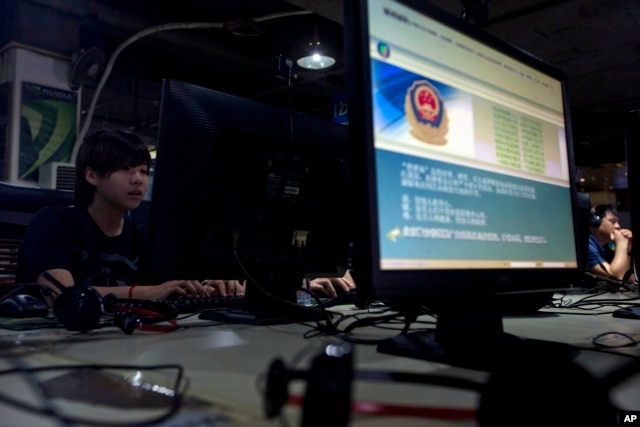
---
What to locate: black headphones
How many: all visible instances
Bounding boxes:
[52,285,179,334]
[590,207,603,227]
[45,272,178,334]
[263,341,619,427]
[264,341,353,426]
[53,284,104,333]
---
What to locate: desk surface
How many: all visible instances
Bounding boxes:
[1,291,639,427]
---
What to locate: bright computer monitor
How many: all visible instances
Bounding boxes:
[149,79,349,322]
[344,0,583,369]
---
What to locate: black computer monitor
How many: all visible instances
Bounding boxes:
[344,0,583,369]
[149,79,349,322]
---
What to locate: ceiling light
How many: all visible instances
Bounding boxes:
[292,26,335,70]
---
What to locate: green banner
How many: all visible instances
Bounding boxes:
[19,82,77,181]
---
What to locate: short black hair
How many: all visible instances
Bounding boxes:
[74,129,151,207]
[593,204,618,220]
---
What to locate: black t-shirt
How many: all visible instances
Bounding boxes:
[17,206,150,287]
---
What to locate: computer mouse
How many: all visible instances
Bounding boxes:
[0,294,49,318]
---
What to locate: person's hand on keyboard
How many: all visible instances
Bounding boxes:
[132,280,209,300]
[303,271,356,299]
[201,280,246,297]
[132,279,245,300]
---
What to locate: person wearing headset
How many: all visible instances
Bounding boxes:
[17,129,244,302]
[588,204,635,282]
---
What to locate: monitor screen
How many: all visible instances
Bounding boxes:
[149,79,349,321]
[344,0,582,368]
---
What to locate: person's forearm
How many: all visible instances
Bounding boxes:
[610,246,632,280]
[92,285,133,299]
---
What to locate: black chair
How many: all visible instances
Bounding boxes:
[0,182,74,294]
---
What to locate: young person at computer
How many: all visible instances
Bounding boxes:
[17,129,352,303]
[588,204,635,282]
[17,129,244,302]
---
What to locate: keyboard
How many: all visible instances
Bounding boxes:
[157,295,245,314]
[319,289,359,308]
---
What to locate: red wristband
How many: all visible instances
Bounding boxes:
[128,285,139,299]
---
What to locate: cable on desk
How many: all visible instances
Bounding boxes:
[301,310,397,341]
[592,331,639,348]
[231,248,338,330]
[578,271,639,293]
[298,305,440,347]
[552,288,612,307]
[552,290,640,310]
[0,363,185,426]
[341,307,432,335]
[568,298,640,308]
[4,356,61,426]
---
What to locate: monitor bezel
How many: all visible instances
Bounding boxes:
[345,0,584,306]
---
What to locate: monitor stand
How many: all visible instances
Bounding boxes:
[377,296,578,371]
